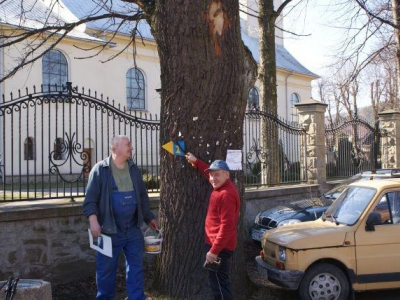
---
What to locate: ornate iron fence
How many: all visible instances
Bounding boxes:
[325,117,386,179]
[0,83,310,201]
[0,82,160,201]
[243,110,308,186]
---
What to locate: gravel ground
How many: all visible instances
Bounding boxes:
[51,241,297,300]
[54,242,400,300]
[51,257,156,300]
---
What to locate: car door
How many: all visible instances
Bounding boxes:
[354,191,400,290]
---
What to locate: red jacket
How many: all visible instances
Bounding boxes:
[195,159,240,255]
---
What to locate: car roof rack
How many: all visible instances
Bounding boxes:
[355,169,400,180]
[359,169,393,180]
[391,169,400,178]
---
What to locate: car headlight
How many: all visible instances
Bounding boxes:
[277,219,301,227]
[254,213,261,225]
[279,246,286,261]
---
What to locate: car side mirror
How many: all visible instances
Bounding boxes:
[365,212,382,231]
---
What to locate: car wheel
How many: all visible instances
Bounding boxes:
[298,263,349,300]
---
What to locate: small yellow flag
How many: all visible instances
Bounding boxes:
[162,141,186,156]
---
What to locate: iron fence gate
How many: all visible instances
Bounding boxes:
[5,83,381,200]
[243,110,308,186]
[325,117,385,179]
[0,83,311,201]
[0,82,160,201]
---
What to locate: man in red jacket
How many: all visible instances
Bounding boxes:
[185,152,240,300]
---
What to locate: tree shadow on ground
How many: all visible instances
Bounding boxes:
[52,241,299,300]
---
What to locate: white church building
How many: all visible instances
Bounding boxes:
[0,0,317,190]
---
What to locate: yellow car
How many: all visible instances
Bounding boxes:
[256,171,400,300]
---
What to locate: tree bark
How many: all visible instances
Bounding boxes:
[144,1,257,298]
[258,0,280,186]
[371,81,381,168]
[392,0,400,100]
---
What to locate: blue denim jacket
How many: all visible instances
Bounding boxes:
[83,156,155,234]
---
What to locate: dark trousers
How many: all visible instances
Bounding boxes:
[205,244,234,300]
[96,226,145,300]
[96,187,145,300]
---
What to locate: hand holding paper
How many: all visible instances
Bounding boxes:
[88,229,113,258]
[88,215,102,238]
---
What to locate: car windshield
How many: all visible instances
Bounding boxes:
[324,186,377,225]
[321,172,378,202]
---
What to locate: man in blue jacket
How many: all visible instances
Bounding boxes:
[83,135,158,300]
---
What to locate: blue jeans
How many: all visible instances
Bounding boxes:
[96,187,145,300]
[96,227,145,299]
[205,244,234,300]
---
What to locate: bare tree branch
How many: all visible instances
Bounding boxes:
[0,0,146,83]
[240,1,311,38]
[0,11,144,48]
[355,0,399,29]
[1,29,69,83]
[276,0,298,16]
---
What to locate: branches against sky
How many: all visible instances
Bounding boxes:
[0,0,146,83]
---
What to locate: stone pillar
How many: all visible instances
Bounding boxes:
[295,98,328,184]
[378,110,400,169]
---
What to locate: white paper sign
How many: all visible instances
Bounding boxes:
[226,150,242,170]
[88,229,113,258]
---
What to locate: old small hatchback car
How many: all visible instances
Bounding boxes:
[251,170,392,243]
[256,170,400,300]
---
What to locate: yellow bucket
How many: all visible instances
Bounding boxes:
[144,228,163,254]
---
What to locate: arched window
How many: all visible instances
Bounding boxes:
[247,87,259,110]
[126,68,145,110]
[24,137,35,160]
[290,93,300,123]
[53,138,65,160]
[42,50,68,92]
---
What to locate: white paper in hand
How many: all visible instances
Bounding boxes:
[88,229,113,257]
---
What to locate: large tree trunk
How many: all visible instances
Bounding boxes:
[145,1,257,298]
[392,0,400,100]
[259,0,280,186]
[371,82,381,168]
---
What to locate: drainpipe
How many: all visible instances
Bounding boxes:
[285,70,294,120]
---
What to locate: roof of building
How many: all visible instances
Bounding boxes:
[0,0,103,43]
[240,20,318,78]
[61,0,153,40]
[1,0,318,78]
[276,44,318,78]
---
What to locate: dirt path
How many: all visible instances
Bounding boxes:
[52,241,294,300]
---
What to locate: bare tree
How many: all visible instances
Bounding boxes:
[338,67,360,119]
[316,63,365,133]
[318,0,399,121]
[326,0,400,97]
[353,0,400,99]
[1,0,257,298]
[257,0,295,186]
[366,37,399,110]
[317,78,341,127]
[320,62,361,121]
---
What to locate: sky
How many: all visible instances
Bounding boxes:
[282,1,341,82]
[281,0,373,106]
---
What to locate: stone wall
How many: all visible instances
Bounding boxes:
[0,202,97,284]
[0,184,326,285]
